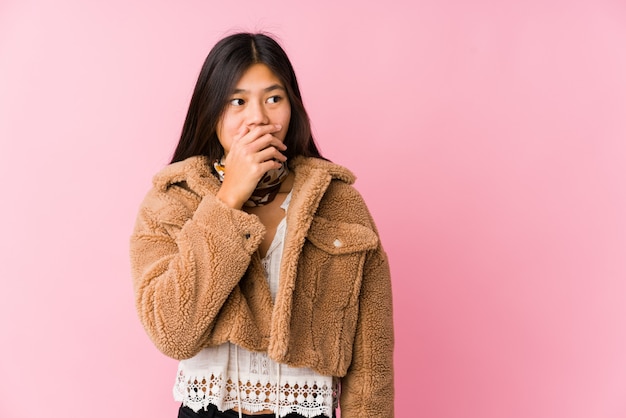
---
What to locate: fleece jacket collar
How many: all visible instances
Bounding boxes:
[152,155,356,203]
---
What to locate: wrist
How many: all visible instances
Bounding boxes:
[216,188,245,209]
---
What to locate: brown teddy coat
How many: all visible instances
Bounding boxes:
[130,155,394,417]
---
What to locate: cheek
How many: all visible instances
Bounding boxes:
[216,114,242,151]
[220,115,242,135]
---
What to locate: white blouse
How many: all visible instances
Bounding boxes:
[173,192,338,417]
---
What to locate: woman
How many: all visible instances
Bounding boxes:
[130,32,394,418]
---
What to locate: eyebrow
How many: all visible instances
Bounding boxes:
[232,84,286,95]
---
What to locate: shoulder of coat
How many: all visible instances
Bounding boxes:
[151,156,213,192]
[290,156,357,185]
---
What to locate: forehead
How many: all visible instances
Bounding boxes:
[234,63,284,90]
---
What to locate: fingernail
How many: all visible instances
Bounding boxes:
[274,124,282,130]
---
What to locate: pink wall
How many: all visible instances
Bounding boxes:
[1,0,625,417]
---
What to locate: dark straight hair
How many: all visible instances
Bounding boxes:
[171,32,323,164]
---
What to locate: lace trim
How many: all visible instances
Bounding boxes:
[174,370,337,417]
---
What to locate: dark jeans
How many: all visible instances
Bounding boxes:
[178,404,336,418]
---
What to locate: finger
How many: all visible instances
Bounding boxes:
[258,159,283,174]
[256,146,287,163]
[238,124,282,145]
[234,125,250,141]
[244,133,287,155]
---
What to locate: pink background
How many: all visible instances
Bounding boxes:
[1,0,625,417]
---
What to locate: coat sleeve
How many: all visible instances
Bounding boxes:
[340,246,395,417]
[129,189,265,360]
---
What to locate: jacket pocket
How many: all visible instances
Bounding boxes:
[302,217,379,309]
[296,217,379,373]
[306,217,379,255]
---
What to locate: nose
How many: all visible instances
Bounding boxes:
[245,101,269,126]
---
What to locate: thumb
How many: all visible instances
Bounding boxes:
[234,125,249,141]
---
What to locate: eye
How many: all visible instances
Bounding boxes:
[266,95,282,104]
[229,98,245,106]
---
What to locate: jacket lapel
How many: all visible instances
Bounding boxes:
[268,159,334,359]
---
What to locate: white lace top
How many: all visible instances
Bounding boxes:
[174,192,338,417]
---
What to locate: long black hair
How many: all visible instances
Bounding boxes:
[171,32,323,164]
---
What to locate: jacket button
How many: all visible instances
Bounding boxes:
[333,239,342,248]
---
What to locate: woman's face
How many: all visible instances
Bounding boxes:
[216,63,291,156]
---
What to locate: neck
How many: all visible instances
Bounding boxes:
[278,172,294,193]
